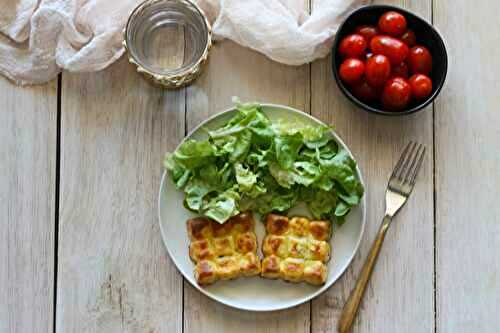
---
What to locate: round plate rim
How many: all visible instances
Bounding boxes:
[157,103,367,311]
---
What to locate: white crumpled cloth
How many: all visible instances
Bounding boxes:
[0,0,367,85]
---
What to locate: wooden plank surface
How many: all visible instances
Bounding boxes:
[183,41,311,333]
[56,57,184,332]
[0,78,57,332]
[310,1,435,332]
[434,1,500,332]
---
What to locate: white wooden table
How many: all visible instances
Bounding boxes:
[1,1,499,332]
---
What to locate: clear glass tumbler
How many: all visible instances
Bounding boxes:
[124,0,211,88]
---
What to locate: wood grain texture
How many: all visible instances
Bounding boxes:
[434,1,500,332]
[56,57,184,333]
[0,77,57,333]
[310,1,434,332]
[183,40,311,333]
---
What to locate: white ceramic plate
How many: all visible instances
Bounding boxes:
[158,104,366,311]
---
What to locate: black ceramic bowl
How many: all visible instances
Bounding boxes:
[332,5,448,116]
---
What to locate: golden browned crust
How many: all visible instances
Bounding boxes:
[238,252,261,277]
[261,255,281,279]
[194,260,218,285]
[187,212,261,285]
[308,221,330,241]
[261,214,332,285]
[303,261,327,285]
[187,217,212,241]
[265,214,289,235]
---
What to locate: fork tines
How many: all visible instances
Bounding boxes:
[390,141,426,186]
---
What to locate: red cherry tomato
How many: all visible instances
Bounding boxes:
[400,29,416,47]
[339,34,367,59]
[382,77,412,111]
[378,11,407,37]
[339,58,365,84]
[370,35,409,65]
[392,62,409,78]
[351,79,380,102]
[365,54,391,87]
[409,74,433,100]
[408,45,433,75]
[355,25,379,44]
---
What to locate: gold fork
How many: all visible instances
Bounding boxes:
[338,142,426,333]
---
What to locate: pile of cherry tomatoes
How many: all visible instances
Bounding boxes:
[337,11,433,111]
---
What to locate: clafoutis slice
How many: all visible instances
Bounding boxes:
[187,212,261,285]
[261,214,331,285]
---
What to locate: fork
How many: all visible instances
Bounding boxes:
[338,142,426,333]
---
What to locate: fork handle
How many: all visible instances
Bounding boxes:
[338,215,391,333]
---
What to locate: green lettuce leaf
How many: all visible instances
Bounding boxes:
[307,190,338,219]
[292,161,320,186]
[268,162,295,188]
[274,133,303,169]
[164,102,364,224]
[251,188,298,214]
[168,139,216,170]
[184,179,212,211]
[318,149,363,198]
[202,189,240,223]
[235,163,257,191]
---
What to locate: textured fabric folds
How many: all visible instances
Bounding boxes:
[0,0,366,85]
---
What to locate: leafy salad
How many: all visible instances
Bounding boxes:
[164,103,364,224]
